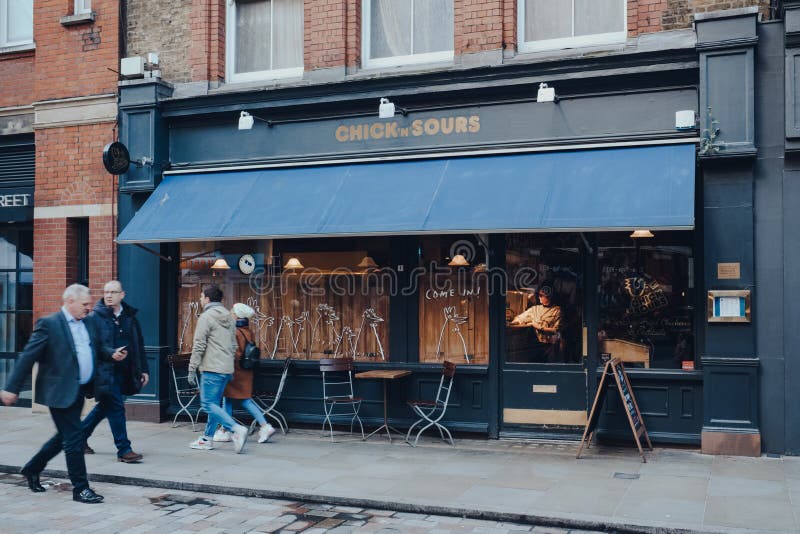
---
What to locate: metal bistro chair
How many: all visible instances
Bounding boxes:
[167,353,202,431]
[250,357,292,435]
[320,358,364,440]
[406,360,457,447]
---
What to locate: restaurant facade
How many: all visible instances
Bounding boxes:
[113,6,797,456]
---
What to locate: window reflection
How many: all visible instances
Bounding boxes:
[417,235,488,365]
[597,232,695,369]
[505,234,583,364]
[177,239,390,361]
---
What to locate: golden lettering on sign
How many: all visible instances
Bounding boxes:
[335,115,480,143]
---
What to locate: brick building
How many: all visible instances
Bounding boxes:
[6,1,800,457]
[0,0,119,406]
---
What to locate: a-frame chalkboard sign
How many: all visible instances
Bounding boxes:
[576,358,653,462]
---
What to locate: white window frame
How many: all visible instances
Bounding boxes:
[0,0,33,49]
[361,0,453,70]
[74,0,92,15]
[225,0,304,84]
[518,0,627,54]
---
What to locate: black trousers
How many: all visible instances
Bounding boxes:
[22,391,89,494]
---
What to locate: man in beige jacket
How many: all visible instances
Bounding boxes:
[187,284,248,453]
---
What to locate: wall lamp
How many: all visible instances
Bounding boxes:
[536,83,558,103]
[238,111,273,130]
[378,98,408,119]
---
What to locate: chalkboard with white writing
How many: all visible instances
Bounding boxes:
[577,358,652,462]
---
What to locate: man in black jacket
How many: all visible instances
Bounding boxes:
[82,280,149,463]
[0,284,115,504]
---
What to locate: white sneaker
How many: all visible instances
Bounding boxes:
[258,425,276,443]
[231,424,248,454]
[190,436,214,450]
[213,428,232,442]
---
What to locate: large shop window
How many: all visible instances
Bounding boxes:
[226,0,303,83]
[178,238,390,362]
[518,0,626,53]
[505,234,584,365]
[597,232,695,370]
[417,235,488,366]
[0,0,33,49]
[363,0,454,69]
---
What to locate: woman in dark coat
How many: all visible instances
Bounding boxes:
[213,303,276,444]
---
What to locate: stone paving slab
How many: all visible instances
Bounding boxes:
[0,407,798,533]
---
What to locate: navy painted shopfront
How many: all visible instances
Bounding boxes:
[115,8,796,455]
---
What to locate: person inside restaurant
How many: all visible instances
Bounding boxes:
[510,280,569,363]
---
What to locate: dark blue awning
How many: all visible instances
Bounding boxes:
[117,144,695,243]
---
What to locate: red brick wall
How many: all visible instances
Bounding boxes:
[306,0,346,70]
[455,0,504,55]
[502,0,517,53]
[188,0,225,84]
[0,51,35,108]
[34,0,118,102]
[345,0,361,68]
[33,122,117,316]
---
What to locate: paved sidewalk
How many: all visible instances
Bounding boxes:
[0,408,797,533]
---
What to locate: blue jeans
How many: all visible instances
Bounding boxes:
[81,371,132,457]
[223,397,267,427]
[201,372,236,438]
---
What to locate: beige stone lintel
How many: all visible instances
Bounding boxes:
[33,94,118,129]
[34,203,113,219]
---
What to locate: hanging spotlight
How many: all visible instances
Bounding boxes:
[630,230,655,238]
[283,257,304,270]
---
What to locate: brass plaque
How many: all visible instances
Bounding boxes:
[717,262,740,280]
[532,385,557,394]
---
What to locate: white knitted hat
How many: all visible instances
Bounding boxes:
[232,303,255,319]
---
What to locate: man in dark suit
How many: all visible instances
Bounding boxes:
[0,284,115,504]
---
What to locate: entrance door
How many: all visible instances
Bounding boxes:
[0,227,33,407]
[500,234,589,437]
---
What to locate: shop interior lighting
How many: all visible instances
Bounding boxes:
[536,83,558,103]
[357,256,379,269]
[448,254,470,267]
[211,257,231,270]
[630,229,655,238]
[378,98,408,119]
[283,257,304,270]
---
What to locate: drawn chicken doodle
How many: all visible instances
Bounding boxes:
[178,301,202,352]
[436,306,470,363]
[245,296,275,350]
[278,312,309,358]
[311,304,340,354]
[333,326,357,358]
[360,308,386,360]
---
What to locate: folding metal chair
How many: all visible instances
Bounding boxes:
[250,357,292,435]
[405,360,456,447]
[167,353,201,431]
[320,358,364,440]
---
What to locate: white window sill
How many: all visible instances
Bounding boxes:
[352,58,455,80]
[508,41,629,64]
[0,42,35,55]
[60,11,95,26]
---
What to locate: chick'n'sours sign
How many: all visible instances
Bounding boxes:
[335,114,481,143]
